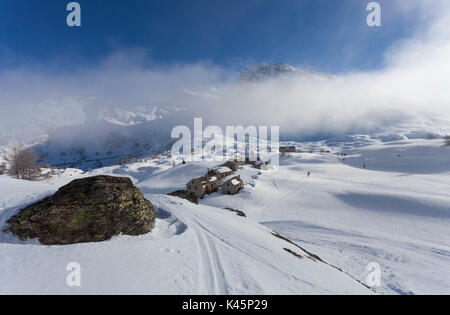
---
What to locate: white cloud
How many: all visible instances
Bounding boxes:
[1,2,450,140]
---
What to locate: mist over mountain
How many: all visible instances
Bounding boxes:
[2,55,450,169]
[2,0,450,169]
[95,106,169,126]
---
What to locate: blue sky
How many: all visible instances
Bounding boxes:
[0,0,423,73]
[0,0,449,141]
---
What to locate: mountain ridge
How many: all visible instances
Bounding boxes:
[239,62,332,81]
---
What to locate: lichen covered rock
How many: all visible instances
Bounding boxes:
[5,175,156,245]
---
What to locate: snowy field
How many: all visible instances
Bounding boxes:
[0,139,449,294]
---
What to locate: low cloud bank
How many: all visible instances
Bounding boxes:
[1,1,450,140]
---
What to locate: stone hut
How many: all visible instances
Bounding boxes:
[222,176,244,195]
[222,160,244,172]
[186,177,206,198]
[207,166,233,179]
[205,176,221,193]
[187,176,220,198]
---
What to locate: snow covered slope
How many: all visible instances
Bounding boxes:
[107,139,450,294]
[1,139,449,294]
[200,140,450,295]
[0,174,371,294]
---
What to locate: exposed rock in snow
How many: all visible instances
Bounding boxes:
[239,62,332,82]
[168,190,199,204]
[5,175,156,245]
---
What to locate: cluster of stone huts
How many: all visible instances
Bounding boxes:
[186,160,244,198]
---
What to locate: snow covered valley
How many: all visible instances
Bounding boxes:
[0,139,449,295]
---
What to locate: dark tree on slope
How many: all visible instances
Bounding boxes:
[3,145,42,180]
[0,163,6,175]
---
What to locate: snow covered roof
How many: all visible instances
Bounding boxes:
[189,176,208,185]
[217,166,232,173]
[222,174,235,181]
[209,176,217,182]
[231,179,241,186]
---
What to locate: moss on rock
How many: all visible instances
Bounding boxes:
[4,175,156,245]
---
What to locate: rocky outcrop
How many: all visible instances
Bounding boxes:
[4,175,156,245]
[239,62,332,82]
[224,208,246,217]
[168,190,198,205]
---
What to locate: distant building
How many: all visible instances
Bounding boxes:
[186,176,220,198]
[279,146,296,153]
[222,160,244,172]
[205,176,220,193]
[186,177,206,198]
[222,176,244,195]
[207,166,233,179]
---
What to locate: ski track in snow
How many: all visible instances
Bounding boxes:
[162,197,229,294]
